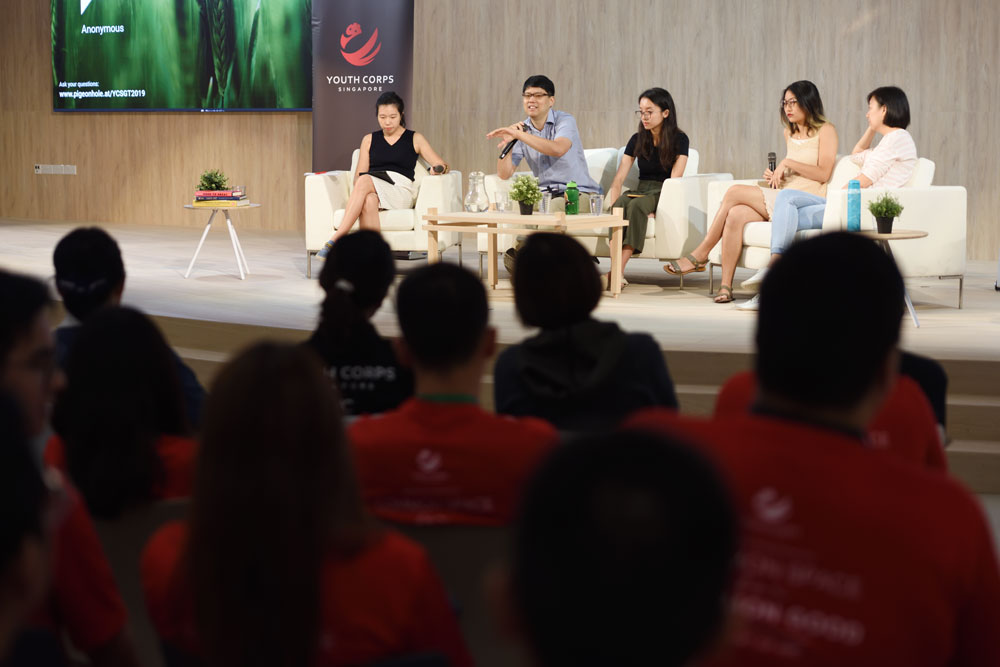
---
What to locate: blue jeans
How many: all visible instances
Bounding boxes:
[770,189,826,254]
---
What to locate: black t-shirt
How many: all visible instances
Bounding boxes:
[304,322,414,416]
[624,131,690,182]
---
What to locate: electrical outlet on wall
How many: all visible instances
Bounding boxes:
[33,164,77,175]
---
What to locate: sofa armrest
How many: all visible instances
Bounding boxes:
[652,173,733,259]
[825,186,967,277]
[304,171,351,250]
[414,171,464,215]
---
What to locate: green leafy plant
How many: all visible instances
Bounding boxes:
[198,168,229,191]
[508,174,542,205]
[868,193,903,219]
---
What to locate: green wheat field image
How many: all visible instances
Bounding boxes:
[52,0,312,110]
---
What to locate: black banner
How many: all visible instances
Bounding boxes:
[312,0,414,172]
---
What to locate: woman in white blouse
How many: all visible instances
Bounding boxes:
[737,87,917,310]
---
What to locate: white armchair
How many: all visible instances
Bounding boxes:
[706,156,966,307]
[480,147,733,280]
[304,150,463,278]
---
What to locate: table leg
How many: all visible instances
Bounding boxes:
[609,223,624,297]
[226,211,251,276]
[881,240,919,327]
[225,213,246,280]
[487,226,497,289]
[184,211,216,278]
[427,228,440,264]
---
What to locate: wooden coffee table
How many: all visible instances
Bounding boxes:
[859,228,929,327]
[422,207,628,296]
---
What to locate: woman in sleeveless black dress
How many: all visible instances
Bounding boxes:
[319,92,449,257]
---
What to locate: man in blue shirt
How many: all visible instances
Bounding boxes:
[487,75,600,272]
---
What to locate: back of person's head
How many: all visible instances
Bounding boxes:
[0,271,50,375]
[867,85,910,129]
[396,263,489,372]
[756,232,904,410]
[781,79,827,134]
[522,75,555,96]
[511,430,737,667]
[52,306,186,519]
[513,233,601,329]
[53,227,125,321]
[190,342,368,667]
[316,230,395,348]
[0,393,50,650]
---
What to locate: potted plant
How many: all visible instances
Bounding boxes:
[868,193,904,234]
[198,168,229,192]
[508,174,542,215]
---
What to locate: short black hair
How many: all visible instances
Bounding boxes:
[514,233,601,329]
[868,86,910,129]
[396,263,488,372]
[0,392,47,573]
[0,270,51,372]
[756,232,904,409]
[522,75,555,97]
[512,430,737,667]
[375,91,406,126]
[53,227,125,321]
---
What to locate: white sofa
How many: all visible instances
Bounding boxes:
[481,148,732,280]
[304,150,463,278]
[706,156,966,306]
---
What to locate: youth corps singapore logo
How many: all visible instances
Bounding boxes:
[340,22,381,66]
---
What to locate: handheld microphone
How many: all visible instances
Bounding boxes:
[767,152,777,173]
[498,124,528,160]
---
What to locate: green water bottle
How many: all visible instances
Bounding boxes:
[565,181,579,215]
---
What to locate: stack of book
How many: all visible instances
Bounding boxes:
[192,187,249,207]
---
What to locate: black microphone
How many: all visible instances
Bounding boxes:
[767,152,777,173]
[498,124,528,160]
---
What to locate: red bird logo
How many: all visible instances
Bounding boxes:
[340,22,381,67]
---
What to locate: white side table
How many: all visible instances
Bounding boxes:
[183,203,260,280]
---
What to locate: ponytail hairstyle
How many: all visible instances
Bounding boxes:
[316,231,395,350]
[634,88,682,175]
[780,80,828,136]
[375,91,406,127]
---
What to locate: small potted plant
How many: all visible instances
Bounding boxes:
[868,193,904,234]
[198,168,229,192]
[509,174,542,215]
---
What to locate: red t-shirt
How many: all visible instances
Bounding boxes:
[44,433,197,498]
[141,521,472,667]
[348,398,558,525]
[29,476,128,653]
[713,371,946,470]
[626,409,1000,667]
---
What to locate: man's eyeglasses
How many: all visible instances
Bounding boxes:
[781,99,799,109]
[522,93,550,101]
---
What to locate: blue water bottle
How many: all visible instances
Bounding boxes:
[847,179,861,232]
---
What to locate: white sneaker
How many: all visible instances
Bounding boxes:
[736,294,760,311]
[740,267,768,290]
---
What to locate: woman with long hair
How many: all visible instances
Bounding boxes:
[604,87,689,285]
[664,80,838,303]
[305,230,413,415]
[141,343,470,667]
[48,306,194,518]
[318,91,449,258]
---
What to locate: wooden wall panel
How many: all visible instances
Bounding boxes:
[2,0,997,260]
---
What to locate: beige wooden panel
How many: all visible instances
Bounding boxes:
[1,0,997,258]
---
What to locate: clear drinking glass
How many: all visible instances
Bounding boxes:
[495,192,510,213]
[540,192,552,214]
[589,194,605,215]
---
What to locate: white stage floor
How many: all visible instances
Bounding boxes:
[2,218,998,361]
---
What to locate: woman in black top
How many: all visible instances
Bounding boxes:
[305,230,414,415]
[319,92,449,257]
[604,88,690,283]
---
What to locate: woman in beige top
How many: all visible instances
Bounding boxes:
[665,80,837,303]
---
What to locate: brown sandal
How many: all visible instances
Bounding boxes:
[714,285,734,303]
[664,253,707,276]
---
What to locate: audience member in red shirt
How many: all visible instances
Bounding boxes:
[142,343,471,667]
[493,429,738,667]
[350,262,558,525]
[0,270,138,666]
[629,233,1000,666]
[50,306,195,518]
[714,370,946,470]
